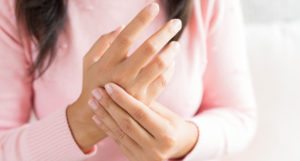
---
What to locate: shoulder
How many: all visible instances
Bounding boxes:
[0,0,16,18]
[0,0,18,30]
[0,0,25,54]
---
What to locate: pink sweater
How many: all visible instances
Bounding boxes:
[0,0,256,161]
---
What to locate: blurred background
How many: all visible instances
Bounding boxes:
[25,1,299,161]
[225,0,300,161]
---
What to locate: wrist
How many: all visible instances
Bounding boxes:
[67,99,107,153]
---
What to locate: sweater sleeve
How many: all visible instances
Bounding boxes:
[0,1,96,160]
[183,0,257,160]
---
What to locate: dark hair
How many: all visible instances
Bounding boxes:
[15,0,193,78]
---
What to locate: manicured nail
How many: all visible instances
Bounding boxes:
[146,2,159,15]
[92,89,102,100]
[105,84,113,94]
[170,19,182,33]
[88,99,99,111]
[92,115,101,125]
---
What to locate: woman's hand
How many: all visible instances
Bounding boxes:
[67,2,182,152]
[79,2,181,105]
[89,83,199,160]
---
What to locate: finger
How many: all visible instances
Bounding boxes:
[88,98,127,141]
[92,115,141,161]
[135,41,179,88]
[146,61,175,101]
[122,19,182,75]
[99,116,146,161]
[119,145,139,161]
[148,101,178,123]
[91,88,154,146]
[104,83,168,138]
[100,2,159,64]
[84,26,123,70]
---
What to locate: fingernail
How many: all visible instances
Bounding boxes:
[105,84,113,94]
[147,2,159,15]
[92,89,102,100]
[88,99,99,111]
[170,19,182,33]
[92,115,101,125]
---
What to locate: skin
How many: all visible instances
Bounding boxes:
[90,83,199,160]
[67,2,198,159]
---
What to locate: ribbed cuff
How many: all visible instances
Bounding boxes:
[182,115,223,161]
[22,106,97,161]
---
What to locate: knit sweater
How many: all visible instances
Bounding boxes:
[0,0,256,160]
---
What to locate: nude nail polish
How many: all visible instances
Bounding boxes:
[147,2,159,15]
[105,84,113,94]
[92,115,101,125]
[92,89,102,100]
[170,19,182,33]
[88,99,99,111]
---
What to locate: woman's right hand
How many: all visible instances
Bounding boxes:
[67,2,182,152]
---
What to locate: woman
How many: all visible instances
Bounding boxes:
[0,0,256,161]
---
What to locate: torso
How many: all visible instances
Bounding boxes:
[30,0,207,160]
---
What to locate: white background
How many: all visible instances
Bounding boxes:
[225,0,300,161]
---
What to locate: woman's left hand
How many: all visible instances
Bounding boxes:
[89,83,198,161]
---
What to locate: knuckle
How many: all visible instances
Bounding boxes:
[96,108,107,118]
[98,34,111,45]
[131,91,143,101]
[116,129,126,142]
[144,41,158,54]
[136,15,148,26]
[133,108,146,121]
[161,134,176,149]
[125,85,143,100]
[102,39,112,47]
[125,85,136,95]
[112,67,132,85]
[158,75,168,88]
[155,57,168,69]
[120,118,133,133]
[118,36,133,46]
[112,74,127,85]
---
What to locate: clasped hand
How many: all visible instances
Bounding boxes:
[90,83,198,160]
[67,2,198,161]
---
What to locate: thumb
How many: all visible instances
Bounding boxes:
[84,25,124,69]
